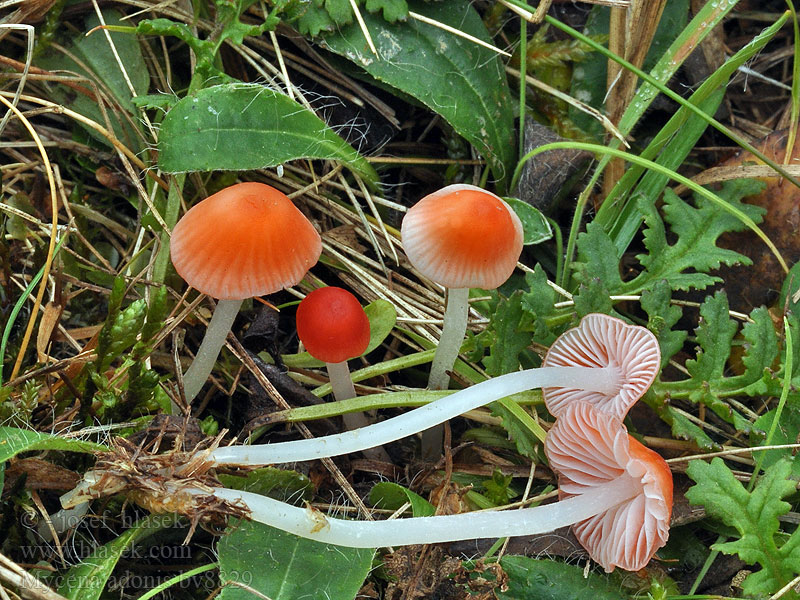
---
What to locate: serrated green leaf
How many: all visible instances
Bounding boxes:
[325,0,352,24]
[572,278,613,317]
[482,291,532,377]
[292,0,336,36]
[627,180,766,293]
[158,83,378,187]
[686,457,800,597]
[369,481,435,516]
[218,520,374,600]
[489,396,544,459]
[574,221,625,294]
[519,266,557,348]
[365,0,407,22]
[641,280,686,367]
[321,0,515,188]
[685,292,738,383]
[663,407,717,450]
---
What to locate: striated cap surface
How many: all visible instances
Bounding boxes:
[170,182,321,300]
[401,184,523,290]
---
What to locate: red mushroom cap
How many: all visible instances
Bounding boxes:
[170,182,321,300]
[400,184,524,290]
[296,287,370,364]
[542,313,660,421]
[545,401,673,572]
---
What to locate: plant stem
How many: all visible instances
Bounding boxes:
[182,298,243,402]
[209,364,621,466]
[204,473,637,547]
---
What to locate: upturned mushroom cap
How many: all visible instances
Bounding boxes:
[170,182,322,300]
[400,184,524,290]
[542,313,660,421]
[545,401,673,572]
[296,287,370,364]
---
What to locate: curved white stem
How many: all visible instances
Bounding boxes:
[209,364,621,465]
[326,361,391,462]
[205,473,637,547]
[427,287,470,391]
[182,298,243,402]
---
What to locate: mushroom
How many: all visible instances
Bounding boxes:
[171,182,321,402]
[295,286,391,462]
[208,313,659,466]
[542,313,661,420]
[197,401,672,572]
[401,184,524,456]
[401,184,524,391]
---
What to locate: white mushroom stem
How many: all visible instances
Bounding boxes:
[326,360,391,462]
[182,298,243,402]
[421,286,470,458]
[209,364,622,466]
[202,472,638,547]
[427,287,470,391]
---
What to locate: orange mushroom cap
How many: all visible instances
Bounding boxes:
[170,182,321,300]
[542,313,660,421]
[400,184,524,289]
[296,287,370,364]
[545,402,673,572]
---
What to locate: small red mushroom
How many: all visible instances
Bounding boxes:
[296,287,390,461]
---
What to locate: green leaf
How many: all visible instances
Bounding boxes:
[58,515,174,600]
[686,458,800,598]
[752,403,800,477]
[489,395,545,459]
[498,556,624,600]
[158,83,379,187]
[572,278,614,317]
[0,427,108,464]
[218,467,314,503]
[641,280,686,367]
[482,291,532,377]
[283,298,396,368]
[519,266,558,348]
[292,0,336,36]
[574,221,625,294]
[504,198,553,245]
[36,10,149,151]
[369,481,435,516]
[685,292,738,384]
[662,406,717,451]
[218,520,374,600]
[321,0,515,188]
[627,180,766,293]
[325,0,353,24]
[365,0,408,22]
